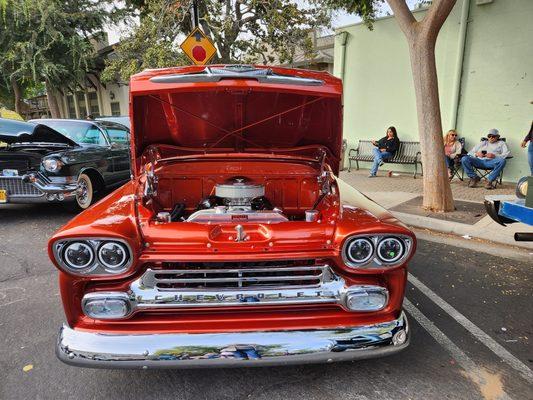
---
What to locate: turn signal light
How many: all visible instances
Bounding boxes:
[344,286,388,312]
[82,293,131,319]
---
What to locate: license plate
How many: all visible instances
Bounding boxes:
[2,169,18,177]
[0,190,7,203]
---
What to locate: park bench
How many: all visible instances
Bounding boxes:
[348,140,422,178]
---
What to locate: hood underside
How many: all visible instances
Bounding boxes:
[130,66,343,174]
[0,118,78,147]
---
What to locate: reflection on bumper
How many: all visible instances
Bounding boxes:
[56,311,409,369]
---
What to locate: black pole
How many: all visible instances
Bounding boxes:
[192,0,199,29]
[514,232,533,242]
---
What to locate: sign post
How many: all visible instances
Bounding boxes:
[180,27,217,65]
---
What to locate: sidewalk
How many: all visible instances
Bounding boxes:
[339,169,533,250]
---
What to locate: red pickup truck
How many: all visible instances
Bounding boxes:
[49,65,415,368]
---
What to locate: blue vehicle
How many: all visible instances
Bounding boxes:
[484,176,533,242]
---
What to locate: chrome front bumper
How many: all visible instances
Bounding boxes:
[56,311,409,369]
[0,174,77,203]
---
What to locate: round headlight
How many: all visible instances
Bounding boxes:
[63,242,94,270]
[377,237,405,263]
[345,237,374,266]
[516,177,528,199]
[42,158,63,172]
[98,242,129,271]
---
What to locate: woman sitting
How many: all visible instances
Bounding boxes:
[443,129,463,179]
[369,126,400,177]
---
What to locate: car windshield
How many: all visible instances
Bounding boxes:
[39,121,106,146]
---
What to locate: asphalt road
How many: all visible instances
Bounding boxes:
[0,204,532,400]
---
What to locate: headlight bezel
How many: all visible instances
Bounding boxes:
[376,237,405,264]
[345,237,374,265]
[63,241,96,272]
[97,242,129,272]
[42,157,64,173]
[342,234,413,269]
[52,238,133,276]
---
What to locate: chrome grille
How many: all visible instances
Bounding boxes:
[0,177,43,197]
[141,260,332,290]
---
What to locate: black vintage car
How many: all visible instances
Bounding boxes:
[0,118,131,210]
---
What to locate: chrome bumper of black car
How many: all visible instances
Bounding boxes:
[56,311,409,369]
[0,174,77,203]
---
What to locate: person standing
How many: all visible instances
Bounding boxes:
[520,121,533,175]
[443,129,462,179]
[368,126,400,177]
[461,129,510,189]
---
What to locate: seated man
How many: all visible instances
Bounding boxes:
[461,129,510,189]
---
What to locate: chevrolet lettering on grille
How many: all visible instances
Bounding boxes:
[129,265,345,309]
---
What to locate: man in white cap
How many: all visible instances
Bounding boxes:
[461,129,511,189]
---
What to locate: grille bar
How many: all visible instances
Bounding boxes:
[155,266,324,274]
[141,262,331,290]
[0,177,43,197]
[155,274,323,284]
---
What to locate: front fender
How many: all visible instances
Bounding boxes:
[48,181,142,277]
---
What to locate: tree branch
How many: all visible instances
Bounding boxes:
[386,0,417,38]
[422,0,457,35]
[240,14,258,26]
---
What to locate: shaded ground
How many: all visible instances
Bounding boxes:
[0,203,532,400]
[390,196,487,224]
[340,169,515,203]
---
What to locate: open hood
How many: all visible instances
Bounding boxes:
[0,118,78,147]
[130,65,343,174]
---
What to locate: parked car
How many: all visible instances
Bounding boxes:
[95,116,130,129]
[49,65,416,369]
[0,118,130,209]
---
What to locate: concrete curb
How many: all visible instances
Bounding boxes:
[392,211,533,250]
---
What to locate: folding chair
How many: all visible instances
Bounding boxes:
[471,137,513,187]
[449,138,466,181]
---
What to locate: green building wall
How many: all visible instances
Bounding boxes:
[334,0,533,181]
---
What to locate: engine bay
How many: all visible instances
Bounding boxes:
[142,157,333,226]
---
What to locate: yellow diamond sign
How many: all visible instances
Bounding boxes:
[180,28,217,65]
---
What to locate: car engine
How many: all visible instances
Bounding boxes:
[186,177,288,223]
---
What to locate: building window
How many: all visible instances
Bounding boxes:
[110,102,121,116]
[88,92,100,117]
[67,95,76,119]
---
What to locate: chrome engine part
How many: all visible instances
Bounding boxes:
[215,178,265,207]
[186,206,288,224]
[188,177,285,224]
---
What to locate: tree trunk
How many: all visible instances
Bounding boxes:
[55,92,64,118]
[408,33,454,212]
[45,80,61,118]
[386,0,456,212]
[10,76,22,115]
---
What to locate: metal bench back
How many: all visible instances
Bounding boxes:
[357,141,375,161]
[391,141,420,163]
